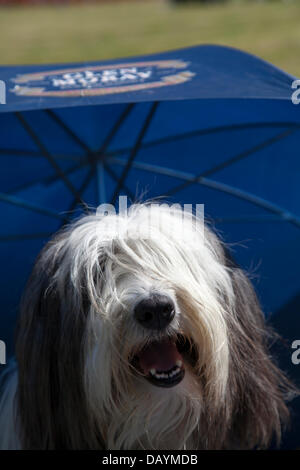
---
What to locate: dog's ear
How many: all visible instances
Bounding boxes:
[224,251,296,448]
[15,231,104,450]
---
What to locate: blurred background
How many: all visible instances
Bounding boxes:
[0,0,299,77]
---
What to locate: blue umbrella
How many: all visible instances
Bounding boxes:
[0,45,299,446]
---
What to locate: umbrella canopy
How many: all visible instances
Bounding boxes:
[0,45,299,446]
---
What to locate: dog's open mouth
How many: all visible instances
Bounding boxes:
[131,335,196,388]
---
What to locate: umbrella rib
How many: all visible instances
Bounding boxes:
[7,159,90,196]
[46,104,134,156]
[106,121,300,157]
[15,112,86,209]
[110,158,300,229]
[46,105,135,202]
[95,103,135,156]
[165,126,298,197]
[46,104,134,161]
[213,215,288,224]
[46,108,98,214]
[66,166,96,217]
[48,154,85,161]
[0,149,43,157]
[0,232,54,241]
[94,103,135,204]
[68,123,297,206]
[103,163,135,202]
[45,123,297,204]
[46,108,93,154]
[96,162,106,205]
[110,101,159,205]
[0,192,66,221]
[197,179,300,228]
[0,148,81,161]
[63,163,132,222]
[110,157,191,179]
[3,121,298,160]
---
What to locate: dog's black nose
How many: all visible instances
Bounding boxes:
[134,295,175,330]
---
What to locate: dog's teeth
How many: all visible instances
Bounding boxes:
[170,367,180,377]
[176,360,183,368]
[149,366,182,381]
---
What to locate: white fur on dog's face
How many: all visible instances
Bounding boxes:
[10,202,292,451]
[67,204,234,449]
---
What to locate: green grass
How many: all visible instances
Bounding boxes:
[0,0,300,76]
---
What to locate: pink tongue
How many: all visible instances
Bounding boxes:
[138,340,183,374]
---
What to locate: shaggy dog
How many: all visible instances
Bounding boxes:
[0,203,295,450]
